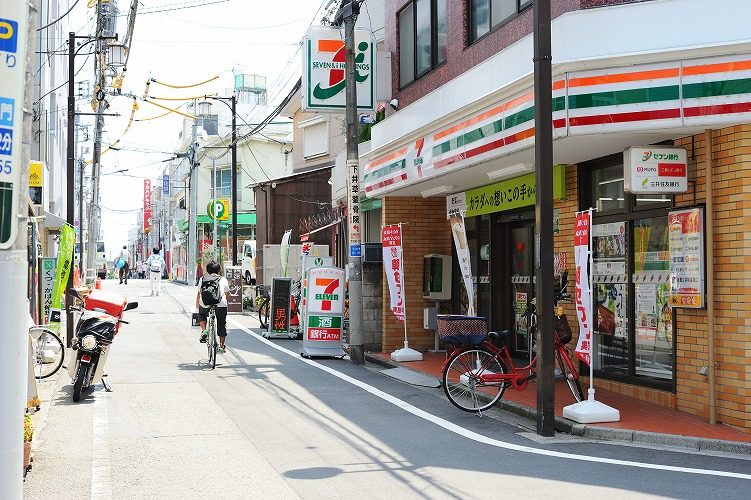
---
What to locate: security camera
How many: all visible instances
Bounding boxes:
[271,182,277,189]
[389,98,399,111]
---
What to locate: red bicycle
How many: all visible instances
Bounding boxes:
[441,273,583,413]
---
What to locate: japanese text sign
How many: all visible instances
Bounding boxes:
[668,207,705,308]
[624,146,688,194]
[143,180,152,232]
[382,224,405,322]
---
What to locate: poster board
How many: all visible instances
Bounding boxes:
[265,277,294,339]
[668,207,705,308]
[224,266,242,313]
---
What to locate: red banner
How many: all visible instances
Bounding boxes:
[574,210,592,365]
[143,180,152,233]
[382,224,404,322]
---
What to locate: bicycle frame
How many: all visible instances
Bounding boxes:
[442,335,576,392]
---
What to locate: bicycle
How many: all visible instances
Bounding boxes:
[28,326,65,379]
[441,273,583,414]
[205,306,218,369]
[255,284,271,329]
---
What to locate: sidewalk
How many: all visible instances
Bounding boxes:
[367,351,751,455]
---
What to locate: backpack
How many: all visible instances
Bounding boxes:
[149,257,162,273]
[200,275,222,306]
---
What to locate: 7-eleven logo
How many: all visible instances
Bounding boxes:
[312,39,370,101]
[314,278,340,311]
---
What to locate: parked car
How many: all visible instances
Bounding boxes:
[241,240,256,285]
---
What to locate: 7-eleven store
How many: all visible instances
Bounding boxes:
[363,3,751,433]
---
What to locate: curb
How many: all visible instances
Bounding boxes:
[365,354,751,456]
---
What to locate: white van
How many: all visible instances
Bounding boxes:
[241,240,256,284]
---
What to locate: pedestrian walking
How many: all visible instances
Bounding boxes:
[145,248,167,296]
[117,245,131,284]
[140,261,148,279]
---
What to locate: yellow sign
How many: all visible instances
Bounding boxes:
[29,161,43,188]
[207,198,229,221]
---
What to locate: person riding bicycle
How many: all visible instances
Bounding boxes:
[196,260,230,353]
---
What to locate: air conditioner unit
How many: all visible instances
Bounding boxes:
[361,243,382,263]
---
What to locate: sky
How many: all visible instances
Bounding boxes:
[70,0,332,258]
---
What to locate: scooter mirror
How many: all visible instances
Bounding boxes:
[67,288,81,300]
[124,301,139,311]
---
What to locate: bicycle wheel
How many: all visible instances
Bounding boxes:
[258,298,270,329]
[207,313,217,369]
[556,347,584,402]
[30,327,65,379]
[442,348,507,412]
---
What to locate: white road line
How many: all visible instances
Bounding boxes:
[228,317,751,481]
[90,392,113,499]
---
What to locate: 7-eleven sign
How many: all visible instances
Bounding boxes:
[306,267,345,315]
[303,26,375,112]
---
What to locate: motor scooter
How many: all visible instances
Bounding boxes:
[67,288,138,402]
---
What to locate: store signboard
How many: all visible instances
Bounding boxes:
[302,266,345,358]
[668,207,705,308]
[224,266,242,313]
[143,180,152,232]
[39,257,56,322]
[624,146,688,194]
[302,26,375,112]
[446,165,565,218]
[0,4,28,248]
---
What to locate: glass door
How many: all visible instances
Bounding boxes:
[509,223,535,357]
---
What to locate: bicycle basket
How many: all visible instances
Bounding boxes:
[437,315,488,346]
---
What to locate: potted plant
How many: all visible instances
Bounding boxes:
[23,414,33,474]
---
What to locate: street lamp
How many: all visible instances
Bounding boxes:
[201,94,238,266]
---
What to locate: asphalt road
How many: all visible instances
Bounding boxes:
[23,279,751,499]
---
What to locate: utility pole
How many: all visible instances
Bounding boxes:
[85,3,107,283]
[230,94,237,265]
[533,0,555,437]
[343,0,364,364]
[66,31,76,345]
[187,122,198,285]
[0,0,33,496]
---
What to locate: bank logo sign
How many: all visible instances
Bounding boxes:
[303,26,374,112]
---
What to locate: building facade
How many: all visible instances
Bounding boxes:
[364,0,751,432]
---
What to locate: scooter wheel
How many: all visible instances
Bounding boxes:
[72,363,87,402]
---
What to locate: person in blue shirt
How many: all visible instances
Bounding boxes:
[145,248,167,296]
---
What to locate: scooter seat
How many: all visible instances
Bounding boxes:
[488,330,511,348]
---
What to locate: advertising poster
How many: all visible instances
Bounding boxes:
[595,283,627,339]
[381,224,404,322]
[592,222,626,276]
[39,257,56,322]
[224,266,242,314]
[143,180,151,233]
[668,207,705,308]
[514,292,528,336]
[636,283,673,343]
[449,214,474,316]
[574,211,593,365]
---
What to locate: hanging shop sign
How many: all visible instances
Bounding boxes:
[0,5,28,248]
[302,266,346,357]
[39,257,56,322]
[143,180,152,233]
[207,198,229,221]
[382,224,405,322]
[302,26,375,112]
[446,165,565,218]
[624,146,688,194]
[449,215,474,316]
[162,174,169,194]
[347,160,361,257]
[668,207,705,308]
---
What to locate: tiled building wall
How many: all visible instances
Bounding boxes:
[381,196,452,352]
[673,125,751,431]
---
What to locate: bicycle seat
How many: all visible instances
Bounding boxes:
[488,330,511,348]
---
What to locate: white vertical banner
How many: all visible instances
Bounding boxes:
[347,159,361,258]
[280,229,292,277]
[381,224,404,322]
[574,209,593,365]
[449,214,474,316]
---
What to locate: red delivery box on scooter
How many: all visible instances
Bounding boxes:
[84,289,128,320]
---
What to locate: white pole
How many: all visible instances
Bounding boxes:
[212,159,217,261]
[400,223,409,349]
[588,207,595,399]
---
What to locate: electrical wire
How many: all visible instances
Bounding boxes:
[150,75,220,89]
[33,51,92,105]
[38,0,81,31]
[133,0,229,15]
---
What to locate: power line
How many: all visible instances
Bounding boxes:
[37,0,82,31]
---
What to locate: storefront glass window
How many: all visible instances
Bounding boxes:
[477,215,492,320]
[633,217,672,379]
[592,164,625,212]
[592,221,628,376]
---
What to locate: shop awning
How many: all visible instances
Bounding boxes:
[196,213,256,225]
